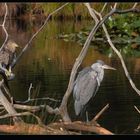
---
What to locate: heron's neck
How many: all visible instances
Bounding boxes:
[97,69,104,83]
[92,67,104,83]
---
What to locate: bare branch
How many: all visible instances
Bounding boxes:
[0,109,6,115]
[13,104,60,115]
[100,3,108,14]
[134,106,140,114]
[132,3,138,9]
[0,3,8,51]
[13,104,45,112]
[0,89,23,123]
[84,3,99,24]
[11,3,69,68]
[14,83,60,104]
[101,17,140,96]
[92,104,109,122]
[113,3,118,9]
[15,97,60,104]
[28,83,33,100]
[49,121,114,135]
[115,8,140,14]
[0,111,43,125]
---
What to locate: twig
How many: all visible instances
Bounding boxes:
[113,3,118,9]
[1,82,13,101]
[0,109,6,115]
[100,14,140,96]
[28,83,33,100]
[134,105,140,114]
[84,3,98,24]
[92,104,109,122]
[13,104,45,112]
[0,111,43,125]
[132,3,138,9]
[100,3,108,14]
[15,97,60,104]
[15,83,60,104]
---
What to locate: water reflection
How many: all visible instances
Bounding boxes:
[0,18,140,134]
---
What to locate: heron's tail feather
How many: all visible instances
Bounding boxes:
[74,101,83,116]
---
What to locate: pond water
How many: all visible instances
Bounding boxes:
[0,18,140,134]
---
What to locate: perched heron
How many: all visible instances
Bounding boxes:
[73,60,116,116]
[0,39,19,88]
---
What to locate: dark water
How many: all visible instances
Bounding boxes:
[0,18,140,134]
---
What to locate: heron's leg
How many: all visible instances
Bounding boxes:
[86,111,89,123]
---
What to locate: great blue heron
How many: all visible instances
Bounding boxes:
[0,39,19,88]
[73,60,116,116]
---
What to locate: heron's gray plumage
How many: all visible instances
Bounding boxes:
[73,60,115,116]
[73,66,102,116]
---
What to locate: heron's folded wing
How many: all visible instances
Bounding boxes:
[73,68,99,106]
[73,67,91,100]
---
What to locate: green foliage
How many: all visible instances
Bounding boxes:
[58,13,140,57]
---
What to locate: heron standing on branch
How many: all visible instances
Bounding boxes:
[0,39,19,88]
[73,60,116,117]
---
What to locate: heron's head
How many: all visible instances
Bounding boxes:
[5,40,19,53]
[91,60,116,71]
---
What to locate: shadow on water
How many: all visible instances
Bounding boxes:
[0,18,140,134]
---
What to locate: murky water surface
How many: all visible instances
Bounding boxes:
[0,19,140,134]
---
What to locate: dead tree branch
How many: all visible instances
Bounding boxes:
[0,123,81,135]
[14,83,60,103]
[92,104,109,122]
[48,121,114,135]
[132,3,138,9]
[134,106,140,114]
[0,111,43,125]
[0,88,23,124]
[100,3,107,14]
[0,3,8,51]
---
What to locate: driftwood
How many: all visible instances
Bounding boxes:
[0,88,23,124]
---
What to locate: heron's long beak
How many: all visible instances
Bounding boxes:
[102,64,116,70]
